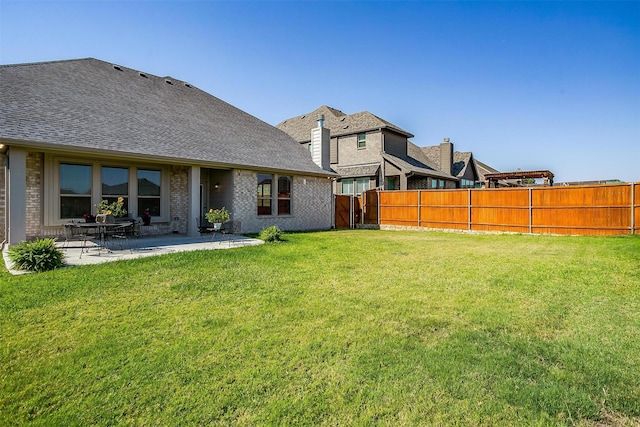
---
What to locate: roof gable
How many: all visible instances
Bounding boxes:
[0,58,331,176]
[277,105,414,142]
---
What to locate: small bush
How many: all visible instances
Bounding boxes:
[259,225,284,243]
[8,238,65,272]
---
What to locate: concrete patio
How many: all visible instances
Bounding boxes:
[3,233,263,274]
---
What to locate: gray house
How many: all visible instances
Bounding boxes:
[0,58,335,244]
[277,105,457,194]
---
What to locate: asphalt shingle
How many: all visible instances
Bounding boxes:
[0,58,332,176]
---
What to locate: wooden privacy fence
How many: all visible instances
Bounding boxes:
[362,183,640,236]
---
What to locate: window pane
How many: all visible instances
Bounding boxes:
[102,167,129,195]
[356,178,369,195]
[138,198,160,216]
[60,163,91,195]
[257,174,272,196]
[138,169,161,196]
[277,176,292,215]
[278,199,291,215]
[60,196,92,219]
[341,179,353,195]
[278,176,291,197]
[257,174,273,215]
[257,199,272,216]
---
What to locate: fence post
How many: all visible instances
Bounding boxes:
[468,189,472,231]
[377,189,381,226]
[528,187,533,234]
[632,183,635,235]
[417,190,421,228]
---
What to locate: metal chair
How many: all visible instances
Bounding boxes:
[62,222,90,258]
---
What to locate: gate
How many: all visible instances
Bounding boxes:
[334,195,362,229]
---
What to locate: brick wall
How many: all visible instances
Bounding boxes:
[26,152,43,239]
[168,166,189,234]
[233,170,333,233]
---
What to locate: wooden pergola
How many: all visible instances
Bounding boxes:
[484,170,554,188]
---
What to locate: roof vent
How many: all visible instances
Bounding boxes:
[343,125,349,129]
[112,65,123,71]
[165,79,173,85]
[340,117,346,122]
[139,72,148,78]
[184,83,192,88]
[301,115,306,119]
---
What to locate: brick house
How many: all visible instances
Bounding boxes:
[0,58,336,245]
[277,106,457,195]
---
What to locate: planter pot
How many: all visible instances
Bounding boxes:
[96,214,115,224]
[142,218,151,226]
[85,217,95,223]
[213,223,222,231]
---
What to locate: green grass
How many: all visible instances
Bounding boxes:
[1,230,639,426]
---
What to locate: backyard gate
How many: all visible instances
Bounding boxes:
[334,195,362,229]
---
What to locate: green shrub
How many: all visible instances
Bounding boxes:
[259,225,284,243]
[8,238,65,272]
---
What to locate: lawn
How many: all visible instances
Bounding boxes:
[1,230,639,426]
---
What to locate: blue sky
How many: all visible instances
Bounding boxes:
[1,0,638,182]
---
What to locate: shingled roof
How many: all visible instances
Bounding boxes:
[276,105,414,143]
[420,145,474,178]
[0,58,332,176]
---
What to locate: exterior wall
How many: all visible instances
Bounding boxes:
[26,152,43,240]
[12,157,332,240]
[0,154,5,243]
[233,169,333,233]
[408,176,429,190]
[383,130,408,158]
[168,166,189,234]
[336,131,382,167]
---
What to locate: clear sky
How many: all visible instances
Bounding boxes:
[1,0,638,183]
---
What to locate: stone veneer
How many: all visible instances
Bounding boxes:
[26,152,43,239]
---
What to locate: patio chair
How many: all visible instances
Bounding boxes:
[195,217,215,240]
[62,222,91,258]
[220,220,241,247]
[105,221,134,252]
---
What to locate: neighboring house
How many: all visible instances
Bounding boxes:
[421,139,480,188]
[0,58,336,245]
[277,105,457,195]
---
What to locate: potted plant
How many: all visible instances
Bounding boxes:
[95,197,127,224]
[83,213,96,223]
[141,208,152,226]
[205,207,230,230]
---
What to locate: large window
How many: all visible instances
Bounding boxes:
[102,166,129,213]
[277,176,292,215]
[355,178,369,195]
[48,157,168,224]
[138,169,161,216]
[257,174,272,215]
[59,163,92,219]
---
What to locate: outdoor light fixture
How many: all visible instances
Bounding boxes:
[214,183,220,189]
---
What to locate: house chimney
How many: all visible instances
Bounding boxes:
[440,137,454,176]
[310,114,331,170]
